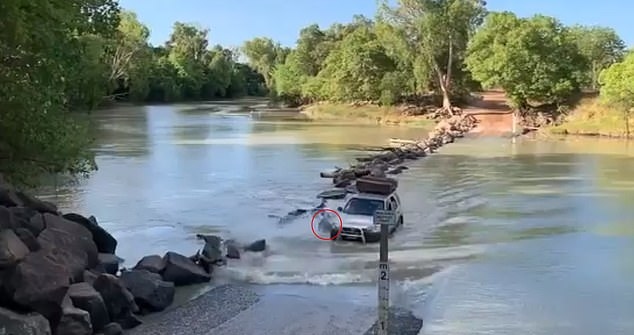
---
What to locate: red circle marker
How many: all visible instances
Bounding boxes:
[310,208,343,241]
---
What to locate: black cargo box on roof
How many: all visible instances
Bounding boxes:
[356,176,398,195]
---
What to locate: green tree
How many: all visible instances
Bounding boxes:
[316,25,396,102]
[466,12,585,109]
[273,51,309,105]
[109,10,152,101]
[379,0,487,112]
[65,34,110,109]
[242,37,288,90]
[146,56,182,102]
[166,22,209,99]
[0,0,120,186]
[202,45,234,97]
[567,25,626,91]
[598,52,634,137]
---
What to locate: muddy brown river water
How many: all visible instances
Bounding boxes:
[38,100,634,334]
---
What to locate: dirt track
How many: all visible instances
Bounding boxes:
[463,90,516,136]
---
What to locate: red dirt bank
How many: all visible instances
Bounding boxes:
[463,90,515,136]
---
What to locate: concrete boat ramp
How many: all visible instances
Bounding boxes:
[127,284,422,335]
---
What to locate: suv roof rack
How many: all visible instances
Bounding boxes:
[355,176,398,195]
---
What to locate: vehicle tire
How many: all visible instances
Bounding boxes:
[399,216,403,226]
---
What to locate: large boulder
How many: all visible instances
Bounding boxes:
[24,213,46,237]
[133,255,165,274]
[13,227,41,252]
[95,253,120,275]
[82,270,99,286]
[92,274,141,329]
[161,252,211,286]
[101,322,123,335]
[67,283,109,332]
[56,305,92,335]
[4,206,44,237]
[0,229,30,268]
[61,213,117,254]
[0,306,51,335]
[120,269,174,313]
[15,191,58,215]
[0,206,14,230]
[0,185,22,208]
[3,250,71,324]
[37,214,98,281]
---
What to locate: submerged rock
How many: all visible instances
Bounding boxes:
[225,241,241,259]
[244,239,266,252]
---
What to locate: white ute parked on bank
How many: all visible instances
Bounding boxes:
[329,176,404,243]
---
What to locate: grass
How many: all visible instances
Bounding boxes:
[547,97,633,138]
[300,102,436,128]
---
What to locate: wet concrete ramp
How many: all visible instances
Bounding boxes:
[128,284,423,335]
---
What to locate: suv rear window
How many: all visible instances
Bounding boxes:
[343,198,384,216]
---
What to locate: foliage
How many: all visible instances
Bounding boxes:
[242,37,289,91]
[548,97,634,137]
[598,52,634,136]
[0,0,121,186]
[567,25,626,90]
[466,12,586,109]
[259,1,487,109]
[3,0,632,186]
[378,0,488,109]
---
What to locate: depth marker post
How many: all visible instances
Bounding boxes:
[374,209,395,335]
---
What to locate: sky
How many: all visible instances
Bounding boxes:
[118,0,634,49]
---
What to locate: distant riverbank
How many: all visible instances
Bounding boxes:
[299,102,436,128]
[547,97,633,138]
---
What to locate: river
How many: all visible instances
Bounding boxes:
[39,100,634,334]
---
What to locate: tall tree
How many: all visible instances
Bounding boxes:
[0,0,120,186]
[242,37,288,90]
[567,25,626,91]
[167,22,209,99]
[379,0,487,112]
[202,45,234,97]
[316,24,397,102]
[466,12,586,109]
[109,10,152,100]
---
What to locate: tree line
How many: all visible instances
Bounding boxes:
[242,1,628,112]
[1,0,268,186]
[1,0,633,186]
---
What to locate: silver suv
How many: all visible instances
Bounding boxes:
[330,191,404,243]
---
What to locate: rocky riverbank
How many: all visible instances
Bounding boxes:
[0,180,265,335]
[320,113,478,188]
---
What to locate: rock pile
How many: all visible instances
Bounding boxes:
[0,181,266,335]
[320,114,477,188]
